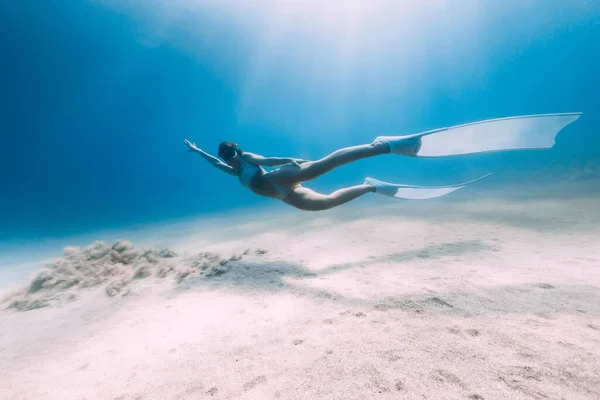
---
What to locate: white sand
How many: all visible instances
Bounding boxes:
[1,193,600,400]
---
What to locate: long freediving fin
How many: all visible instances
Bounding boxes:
[364,173,492,200]
[377,112,582,157]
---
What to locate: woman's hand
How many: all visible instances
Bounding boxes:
[288,158,309,168]
[184,139,200,152]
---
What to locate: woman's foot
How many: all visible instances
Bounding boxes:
[363,177,400,197]
[373,136,422,156]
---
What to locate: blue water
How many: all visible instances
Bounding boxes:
[1,1,599,250]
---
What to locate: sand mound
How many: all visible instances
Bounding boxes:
[1,240,268,312]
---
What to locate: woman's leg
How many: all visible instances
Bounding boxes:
[283,184,375,211]
[265,141,391,187]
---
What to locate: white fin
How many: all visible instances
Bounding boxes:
[365,173,492,200]
[379,113,582,157]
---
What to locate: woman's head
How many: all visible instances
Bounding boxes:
[218,141,242,163]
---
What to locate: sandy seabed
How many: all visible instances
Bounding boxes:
[1,191,600,400]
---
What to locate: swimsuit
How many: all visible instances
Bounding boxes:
[238,159,294,200]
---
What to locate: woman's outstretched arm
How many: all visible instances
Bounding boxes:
[184,139,237,176]
[241,152,308,167]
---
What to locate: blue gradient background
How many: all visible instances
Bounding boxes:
[1,0,599,248]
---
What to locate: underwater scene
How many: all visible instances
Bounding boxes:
[1,1,599,399]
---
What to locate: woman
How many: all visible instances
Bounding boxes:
[183,135,423,211]
[184,112,583,210]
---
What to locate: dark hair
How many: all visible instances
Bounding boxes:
[218,141,242,161]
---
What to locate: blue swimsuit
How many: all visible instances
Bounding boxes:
[238,160,294,200]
